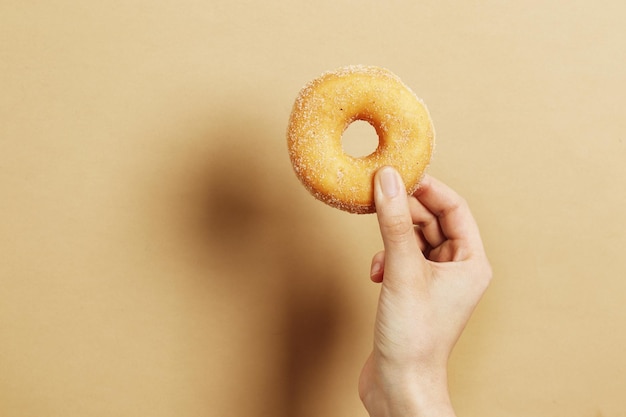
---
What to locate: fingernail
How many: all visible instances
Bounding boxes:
[370,261,382,277]
[379,167,400,198]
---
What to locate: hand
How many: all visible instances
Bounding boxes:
[359,167,492,417]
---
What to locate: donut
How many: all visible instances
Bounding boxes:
[287,65,434,214]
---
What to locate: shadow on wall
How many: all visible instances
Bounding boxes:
[171,114,354,416]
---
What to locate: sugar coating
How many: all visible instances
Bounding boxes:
[287,65,435,214]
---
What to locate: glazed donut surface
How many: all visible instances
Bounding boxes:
[287,65,434,214]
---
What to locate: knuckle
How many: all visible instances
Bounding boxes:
[450,196,469,215]
[382,214,413,242]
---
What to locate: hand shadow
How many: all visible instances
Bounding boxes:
[172,116,354,416]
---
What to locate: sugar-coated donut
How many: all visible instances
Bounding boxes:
[287,65,435,214]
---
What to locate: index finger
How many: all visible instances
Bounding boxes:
[413,175,485,253]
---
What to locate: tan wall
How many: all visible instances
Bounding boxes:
[2,1,625,416]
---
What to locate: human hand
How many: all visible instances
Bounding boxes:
[358,167,492,417]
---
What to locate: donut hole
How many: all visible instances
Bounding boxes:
[341,120,380,158]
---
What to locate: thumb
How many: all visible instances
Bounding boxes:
[374,167,423,273]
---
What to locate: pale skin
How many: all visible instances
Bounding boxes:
[359,167,492,417]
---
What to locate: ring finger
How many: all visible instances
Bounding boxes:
[409,196,446,248]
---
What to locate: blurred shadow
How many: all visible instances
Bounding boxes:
[172,113,352,416]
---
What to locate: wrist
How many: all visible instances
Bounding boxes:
[361,365,456,417]
[392,373,455,417]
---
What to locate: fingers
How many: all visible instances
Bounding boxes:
[409,196,445,248]
[374,167,424,282]
[370,250,385,283]
[374,167,421,256]
[413,175,484,254]
[371,169,487,291]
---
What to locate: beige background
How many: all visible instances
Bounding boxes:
[1,1,625,416]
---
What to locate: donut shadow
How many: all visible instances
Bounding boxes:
[168,114,352,416]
